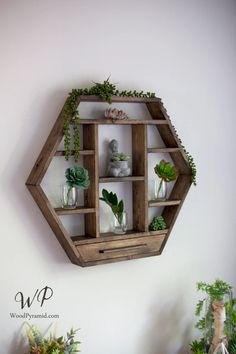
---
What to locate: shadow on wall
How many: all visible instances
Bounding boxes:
[140,297,193,354]
[9,90,70,266]
[9,323,27,354]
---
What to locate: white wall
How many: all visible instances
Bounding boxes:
[0,1,236,353]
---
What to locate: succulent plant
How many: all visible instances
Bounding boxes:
[149,216,166,231]
[65,166,90,190]
[154,159,179,182]
[111,153,130,162]
[105,107,128,120]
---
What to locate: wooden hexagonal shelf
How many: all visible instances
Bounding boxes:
[26,95,192,267]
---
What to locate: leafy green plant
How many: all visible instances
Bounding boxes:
[190,279,236,353]
[149,216,166,231]
[26,325,80,354]
[189,339,207,354]
[111,153,130,162]
[99,188,124,224]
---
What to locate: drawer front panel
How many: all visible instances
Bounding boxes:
[77,235,165,262]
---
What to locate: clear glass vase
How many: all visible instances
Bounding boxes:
[62,184,77,209]
[204,292,233,350]
[154,178,167,200]
[113,211,128,234]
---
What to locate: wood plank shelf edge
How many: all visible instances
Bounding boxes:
[99,176,144,183]
[72,229,168,245]
[55,207,96,215]
[55,150,95,156]
[148,199,181,207]
[78,119,168,125]
[148,147,180,153]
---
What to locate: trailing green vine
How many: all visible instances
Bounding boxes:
[63,78,196,186]
[73,110,80,162]
[63,78,156,161]
[170,123,197,185]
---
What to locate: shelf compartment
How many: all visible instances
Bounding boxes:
[147,147,180,153]
[75,234,166,263]
[148,199,181,207]
[78,119,168,125]
[99,176,144,183]
[55,150,95,156]
[55,207,96,215]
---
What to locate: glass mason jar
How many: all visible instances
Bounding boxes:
[113,211,128,234]
[154,178,167,200]
[204,292,233,349]
[62,184,77,209]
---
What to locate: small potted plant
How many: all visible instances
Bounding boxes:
[108,152,131,177]
[63,166,90,209]
[154,159,179,200]
[99,188,127,234]
[149,215,166,231]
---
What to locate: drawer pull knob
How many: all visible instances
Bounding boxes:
[99,243,147,254]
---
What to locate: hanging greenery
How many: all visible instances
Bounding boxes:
[170,123,197,185]
[63,78,155,161]
[63,78,197,186]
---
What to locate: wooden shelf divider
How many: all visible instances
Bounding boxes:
[132,124,148,232]
[83,124,99,238]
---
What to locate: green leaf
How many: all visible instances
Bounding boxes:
[195,300,205,316]
[118,200,124,213]
[102,189,109,200]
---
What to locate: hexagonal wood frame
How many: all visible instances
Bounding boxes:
[26,95,192,266]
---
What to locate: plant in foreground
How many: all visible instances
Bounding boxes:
[190,279,236,354]
[26,324,80,354]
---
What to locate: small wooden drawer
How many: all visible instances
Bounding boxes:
[76,234,165,263]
